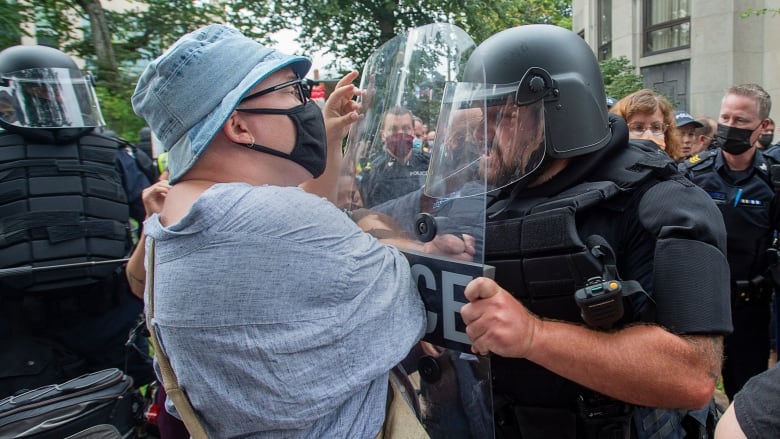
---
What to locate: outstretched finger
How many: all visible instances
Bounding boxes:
[335,70,359,89]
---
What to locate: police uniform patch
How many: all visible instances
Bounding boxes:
[688,154,702,164]
[706,191,726,201]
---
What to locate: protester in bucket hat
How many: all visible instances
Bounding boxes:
[133,24,312,184]
[131,24,428,437]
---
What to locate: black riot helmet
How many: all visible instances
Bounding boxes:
[462,24,611,161]
[0,45,105,140]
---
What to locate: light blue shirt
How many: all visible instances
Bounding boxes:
[145,183,425,438]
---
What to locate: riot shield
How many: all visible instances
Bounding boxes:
[341,24,495,438]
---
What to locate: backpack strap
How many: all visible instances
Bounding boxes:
[145,239,209,439]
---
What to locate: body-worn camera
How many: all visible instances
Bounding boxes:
[574,277,625,329]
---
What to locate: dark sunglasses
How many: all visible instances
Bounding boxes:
[240,77,310,104]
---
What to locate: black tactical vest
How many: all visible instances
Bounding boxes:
[0,131,130,292]
[484,141,683,409]
[485,140,678,323]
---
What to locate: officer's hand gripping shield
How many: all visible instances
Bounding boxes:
[342,23,496,438]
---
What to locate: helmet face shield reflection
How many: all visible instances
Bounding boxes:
[341,22,477,210]
[425,81,546,198]
[0,67,105,129]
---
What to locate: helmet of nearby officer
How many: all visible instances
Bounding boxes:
[0,45,105,136]
[433,24,609,194]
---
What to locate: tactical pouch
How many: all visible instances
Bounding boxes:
[0,368,138,438]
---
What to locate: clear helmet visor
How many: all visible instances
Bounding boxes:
[425,81,546,198]
[0,67,105,129]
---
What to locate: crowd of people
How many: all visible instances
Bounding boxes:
[1,19,779,439]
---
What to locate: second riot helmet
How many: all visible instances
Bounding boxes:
[0,45,105,133]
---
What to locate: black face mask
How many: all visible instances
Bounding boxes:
[235,100,327,178]
[758,133,774,148]
[715,123,757,155]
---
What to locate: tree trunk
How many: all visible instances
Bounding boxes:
[77,0,118,77]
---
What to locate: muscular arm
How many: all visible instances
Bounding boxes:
[461,277,723,409]
[528,320,722,408]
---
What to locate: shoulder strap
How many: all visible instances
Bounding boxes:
[681,149,717,171]
[146,239,210,439]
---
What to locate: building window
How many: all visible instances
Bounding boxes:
[644,0,690,56]
[34,12,59,48]
[598,0,612,60]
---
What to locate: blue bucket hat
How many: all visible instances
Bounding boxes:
[132,24,311,184]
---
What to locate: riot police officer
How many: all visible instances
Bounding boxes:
[0,44,153,397]
[449,25,732,438]
[680,84,777,401]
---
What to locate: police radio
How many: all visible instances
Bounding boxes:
[574,277,625,329]
[575,236,648,330]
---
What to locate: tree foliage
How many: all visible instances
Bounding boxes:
[2,0,573,140]
[740,8,780,18]
[272,0,572,76]
[599,56,643,101]
[0,1,28,48]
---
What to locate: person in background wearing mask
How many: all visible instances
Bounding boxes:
[357,106,430,207]
[680,83,778,401]
[610,89,684,161]
[422,129,435,155]
[412,115,425,150]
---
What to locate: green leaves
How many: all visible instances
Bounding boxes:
[599,56,644,101]
[275,0,572,76]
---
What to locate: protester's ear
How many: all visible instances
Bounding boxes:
[223,112,253,145]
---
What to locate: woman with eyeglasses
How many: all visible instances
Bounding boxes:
[610,89,684,161]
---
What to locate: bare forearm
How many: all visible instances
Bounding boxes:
[527,321,721,409]
[125,233,147,299]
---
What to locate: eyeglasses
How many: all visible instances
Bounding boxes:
[628,122,668,137]
[240,77,310,105]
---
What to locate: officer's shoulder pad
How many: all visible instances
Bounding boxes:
[682,150,716,169]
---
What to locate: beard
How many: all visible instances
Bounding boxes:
[480,137,545,189]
